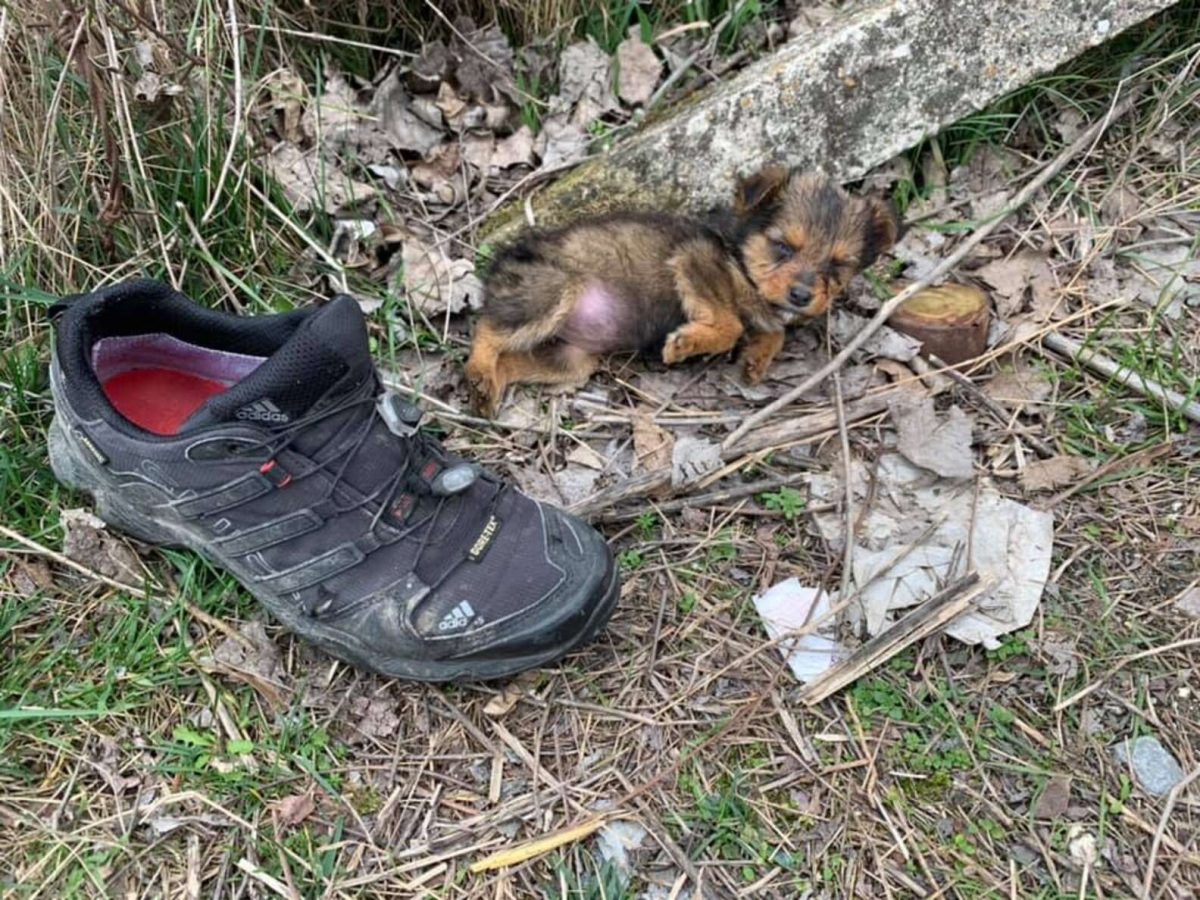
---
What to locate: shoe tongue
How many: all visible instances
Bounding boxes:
[181,295,373,432]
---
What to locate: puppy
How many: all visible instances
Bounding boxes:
[465,167,898,417]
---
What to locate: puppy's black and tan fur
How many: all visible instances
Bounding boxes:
[466,167,898,417]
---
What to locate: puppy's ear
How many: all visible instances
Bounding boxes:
[735,166,789,216]
[859,196,900,267]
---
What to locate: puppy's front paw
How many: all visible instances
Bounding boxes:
[742,354,770,385]
[465,370,501,419]
[739,332,784,385]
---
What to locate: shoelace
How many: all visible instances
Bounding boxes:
[228,379,486,614]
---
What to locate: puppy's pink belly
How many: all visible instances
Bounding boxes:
[558,284,634,354]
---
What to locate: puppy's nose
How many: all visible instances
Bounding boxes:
[788,284,812,306]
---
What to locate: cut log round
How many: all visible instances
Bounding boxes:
[889,283,990,367]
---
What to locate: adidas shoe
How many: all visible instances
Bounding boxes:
[47,280,619,681]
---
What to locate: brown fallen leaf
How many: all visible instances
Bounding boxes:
[271,792,316,828]
[1020,455,1093,493]
[491,125,535,170]
[410,143,467,206]
[566,443,607,471]
[1173,583,1200,619]
[10,558,54,597]
[451,17,518,104]
[975,251,1057,320]
[890,398,975,480]
[349,695,400,740]
[1031,775,1072,820]
[61,508,142,584]
[536,115,589,168]
[985,365,1052,412]
[409,39,451,93]
[483,683,524,717]
[616,32,662,106]
[263,68,308,143]
[555,40,618,128]
[373,73,444,156]
[632,410,674,473]
[266,143,376,214]
[401,236,483,316]
[301,73,367,145]
[460,131,495,172]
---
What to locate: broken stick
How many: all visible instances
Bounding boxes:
[724,94,1138,450]
[1041,332,1200,425]
[799,573,984,706]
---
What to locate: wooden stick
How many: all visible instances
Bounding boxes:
[570,384,908,517]
[724,94,1137,450]
[591,471,814,523]
[1040,331,1200,425]
[799,573,983,706]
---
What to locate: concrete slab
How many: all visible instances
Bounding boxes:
[484,0,1177,240]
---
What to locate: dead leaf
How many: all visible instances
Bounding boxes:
[1020,455,1093,492]
[409,39,451,93]
[830,310,921,362]
[1032,775,1071,820]
[435,81,468,130]
[1127,245,1200,319]
[460,131,495,172]
[301,73,367,144]
[411,143,467,205]
[132,71,183,105]
[985,365,1051,412]
[61,508,141,583]
[375,75,444,156]
[10,558,54,596]
[559,465,604,507]
[1100,185,1141,229]
[565,443,607,471]
[976,251,1057,320]
[890,398,975,479]
[451,18,518,104]
[555,40,618,128]
[203,620,290,707]
[410,94,445,129]
[1068,827,1098,868]
[671,436,721,488]
[491,125,535,170]
[349,695,400,740]
[1174,583,1200,619]
[616,33,662,106]
[265,143,376,214]
[264,69,308,143]
[1034,635,1078,678]
[483,683,524,717]
[632,410,675,473]
[536,115,589,168]
[271,793,315,828]
[401,236,483,316]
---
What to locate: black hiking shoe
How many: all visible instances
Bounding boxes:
[47,279,618,681]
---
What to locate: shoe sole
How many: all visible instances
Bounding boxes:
[48,415,619,682]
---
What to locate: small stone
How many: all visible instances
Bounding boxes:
[1111,736,1184,796]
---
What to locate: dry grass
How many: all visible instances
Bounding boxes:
[1,1,1199,898]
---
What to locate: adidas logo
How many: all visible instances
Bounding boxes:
[235,398,289,424]
[437,600,478,633]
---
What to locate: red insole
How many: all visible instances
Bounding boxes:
[102,368,228,436]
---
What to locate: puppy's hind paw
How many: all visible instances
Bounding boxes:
[662,329,694,366]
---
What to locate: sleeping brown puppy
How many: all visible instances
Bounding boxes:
[465,167,898,417]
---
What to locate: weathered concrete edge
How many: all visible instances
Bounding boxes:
[484,0,1177,242]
